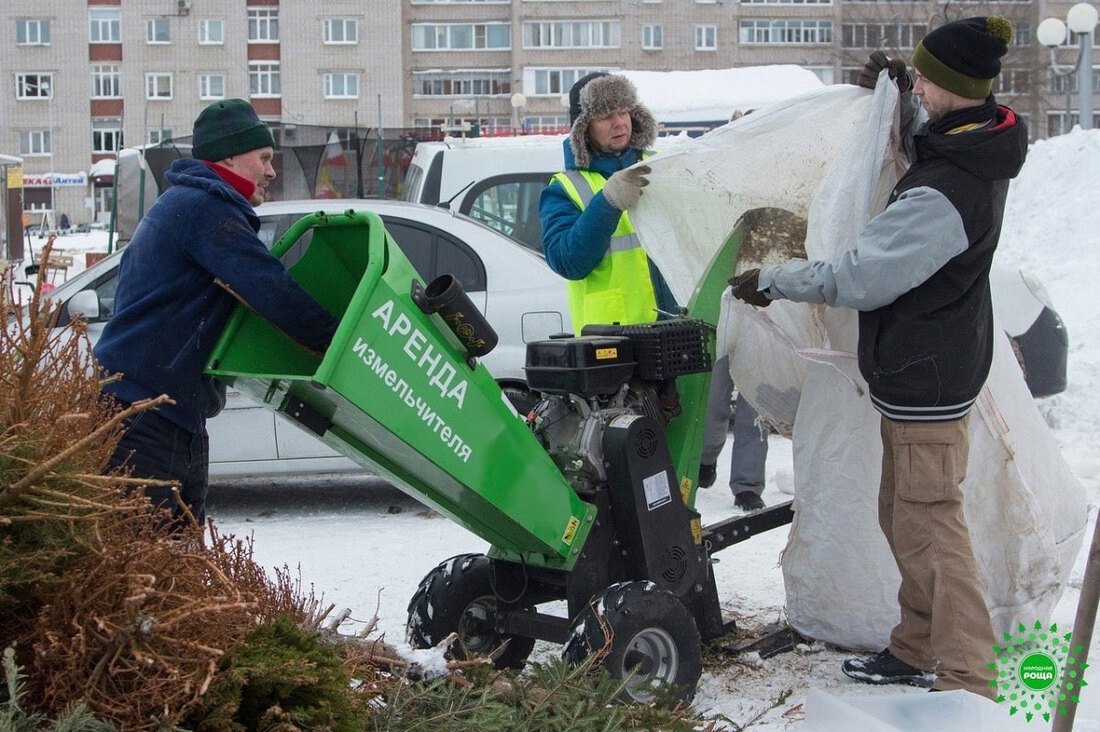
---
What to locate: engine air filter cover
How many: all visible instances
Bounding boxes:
[525,336,635,397]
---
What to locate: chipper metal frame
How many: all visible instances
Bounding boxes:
[206,210,794,702]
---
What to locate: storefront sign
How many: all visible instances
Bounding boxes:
[23,173,87,187]
[5,166,22,188]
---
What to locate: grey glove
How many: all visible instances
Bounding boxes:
[857,50,911,93]
[602,165,651,211]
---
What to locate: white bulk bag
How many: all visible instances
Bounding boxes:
[632,78,1086,649]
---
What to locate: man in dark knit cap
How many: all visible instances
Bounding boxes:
[731,17,1027,698]
[96,99,339,526]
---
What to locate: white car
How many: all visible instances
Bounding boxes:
[50,199,572,481]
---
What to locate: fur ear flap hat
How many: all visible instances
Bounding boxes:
[569,74,658,168]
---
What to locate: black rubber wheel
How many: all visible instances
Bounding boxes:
[564,581,702,704]
[406,553,536,670]
[502,385,540,417]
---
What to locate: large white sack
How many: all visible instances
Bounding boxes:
[633,78,1087,650]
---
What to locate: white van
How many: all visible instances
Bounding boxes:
[401,136,568,252]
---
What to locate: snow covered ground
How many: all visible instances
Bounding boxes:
[12,127,1100,730]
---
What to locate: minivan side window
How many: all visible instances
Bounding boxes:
[461,173,550,255]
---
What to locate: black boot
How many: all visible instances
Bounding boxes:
[734,490,765,511]
[842,648,934,688]
[698,463,717,488]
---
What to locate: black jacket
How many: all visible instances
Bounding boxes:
[857,102,1029,420]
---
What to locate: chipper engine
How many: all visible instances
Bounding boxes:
[205,209,794,703]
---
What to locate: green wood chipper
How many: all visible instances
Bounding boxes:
[205,209,794,703]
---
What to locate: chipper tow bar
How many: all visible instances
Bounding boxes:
[205,209,795,703]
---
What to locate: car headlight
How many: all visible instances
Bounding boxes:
[1019,270,1055,310]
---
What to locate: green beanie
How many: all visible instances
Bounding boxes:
[191,98,276,161]
[912,16,1013,99]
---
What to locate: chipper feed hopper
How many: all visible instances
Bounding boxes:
[206,210,794,703]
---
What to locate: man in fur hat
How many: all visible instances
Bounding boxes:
[731,17,1027,697]
[540,73,770,511]
[538,72,676,329]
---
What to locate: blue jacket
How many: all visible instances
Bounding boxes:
[95,158,339,433]
[539,139,677,316]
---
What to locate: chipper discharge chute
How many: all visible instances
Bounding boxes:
[206,209,794,704]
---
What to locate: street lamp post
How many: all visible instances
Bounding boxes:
[509,92,526,135]
[40,79,56,231]
[1038,2,1098,132]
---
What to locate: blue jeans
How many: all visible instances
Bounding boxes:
[108,406,209,525]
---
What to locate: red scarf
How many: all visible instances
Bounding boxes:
[202,160,256,202]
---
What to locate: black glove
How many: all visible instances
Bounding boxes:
[729,269,771,308]
[857,50,911,93]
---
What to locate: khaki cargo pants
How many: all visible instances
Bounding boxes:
[878,415,997,699]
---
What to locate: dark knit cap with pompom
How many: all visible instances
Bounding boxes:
[912,16,1014,99]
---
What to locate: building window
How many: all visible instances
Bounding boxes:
[323,18,358,44]
[19,130,51,156]
[1050,67,1100,94]
[842,23,926,49]
[16,19,50,45]
[740,19,833,44]
[412,69,511,96]
[199,19,224,44]
[695,25,717,50]
[145,73,173,99]
[250,62,281,97]
[199,73,226,99]
[1047,110,1096,136]
[993,68,1031,96]
[16,73,53,99]
[412,23,511,50]
[146,18,170,44]
[525,115,569,132]
[324,72,359,99]
[642,25,663,50]
[1012,23,1030,47]
[89,8,121,43]
[148,128,173,144]
[248,7,279,43]
[527,67,612,96]
[92,124,123,154]
[91,65,121,98]
[523,21,620,49]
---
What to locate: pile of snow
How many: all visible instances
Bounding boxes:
[998,128,1100,460]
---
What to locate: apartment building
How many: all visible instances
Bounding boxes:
[2,0,1096,230]
[1,0,403,227]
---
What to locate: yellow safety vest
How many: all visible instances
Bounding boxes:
[552,169,658,331]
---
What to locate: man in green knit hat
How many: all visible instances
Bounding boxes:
[730,17,1026,697]
[96,99,339,527]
